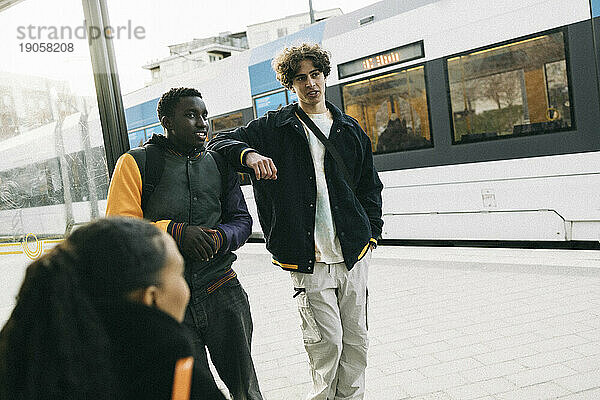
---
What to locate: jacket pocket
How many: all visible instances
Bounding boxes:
[293,288,322,344]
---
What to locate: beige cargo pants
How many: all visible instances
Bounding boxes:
[290,252,370,400]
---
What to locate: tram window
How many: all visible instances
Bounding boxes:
[342,66,432,154]
[447,31,572,143]
[128,129,145,149]
[145,124,164,137]
[209,112,251,185]
[211,111,244,134]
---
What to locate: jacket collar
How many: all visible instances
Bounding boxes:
[146,134,204,158]
[274,101,354,128]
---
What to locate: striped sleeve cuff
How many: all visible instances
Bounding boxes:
[240,148,256,166]
[211,228,227,252]
[167,221,188,246]
[210,231,221,251]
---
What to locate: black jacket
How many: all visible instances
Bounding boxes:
[207,101,383,273]
[99,301,226,400]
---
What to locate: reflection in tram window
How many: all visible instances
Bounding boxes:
[342,66,432,154]
[128,129,146,149]
[211,111,244,134]
[0,159,63,211]
[447,31,572,143]
[0,73,73,141]
[0,83,110,236]
[145,124,164,137]
[210,111,251,185]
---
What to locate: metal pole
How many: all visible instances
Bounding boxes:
[589,0,600,116]
[309,0,315,24]
[81,0,129,179]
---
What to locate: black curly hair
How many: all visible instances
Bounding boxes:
[157,87,203,122]
[272,43,331,89]
[0,217,167,400]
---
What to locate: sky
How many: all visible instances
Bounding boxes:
[1,0,381,95]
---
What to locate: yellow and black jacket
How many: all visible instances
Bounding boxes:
[106,135,252,290]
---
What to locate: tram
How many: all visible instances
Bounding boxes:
[123,0,600,246]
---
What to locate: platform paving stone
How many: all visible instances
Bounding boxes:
[207,244,600,399]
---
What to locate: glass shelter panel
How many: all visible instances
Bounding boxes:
[342,66,431,153]
[447,32,572,143]
[0,0,110,319]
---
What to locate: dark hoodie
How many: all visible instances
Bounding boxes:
[98,301,226,400]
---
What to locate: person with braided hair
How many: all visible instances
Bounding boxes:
[106,88,262,399]
[0,217,226,400]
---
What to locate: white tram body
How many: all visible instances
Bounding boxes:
[124,0,599,245]
[2,0,598,245]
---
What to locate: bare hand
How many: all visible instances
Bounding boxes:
[245,151,277,180]
[181,226,217,261]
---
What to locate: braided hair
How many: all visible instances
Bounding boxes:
[157,87,203,122]
[0,217,167,400]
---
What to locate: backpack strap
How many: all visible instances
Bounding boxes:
[295,105,356,192]
[127,144,165,213]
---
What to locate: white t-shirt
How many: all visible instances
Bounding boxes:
[300,110,344,264]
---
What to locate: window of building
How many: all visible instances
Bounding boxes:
[209,111,250,185]
[208,53,223,63]
[447,31,573,143]
[277,27,288,38]
[342,66,432,153]
[210,111,244,133]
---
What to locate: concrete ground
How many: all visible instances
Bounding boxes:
[214,243,600,400]
[2,242,600,399]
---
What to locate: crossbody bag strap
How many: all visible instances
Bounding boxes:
[295,106,355,191]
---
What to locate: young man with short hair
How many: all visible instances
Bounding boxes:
[106,87,263,400]
[208,44,383,400]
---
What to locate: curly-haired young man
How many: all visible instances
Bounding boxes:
[106,88,263,400]
[208,43,383,400]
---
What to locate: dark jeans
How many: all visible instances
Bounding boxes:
[184,277,263,400]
